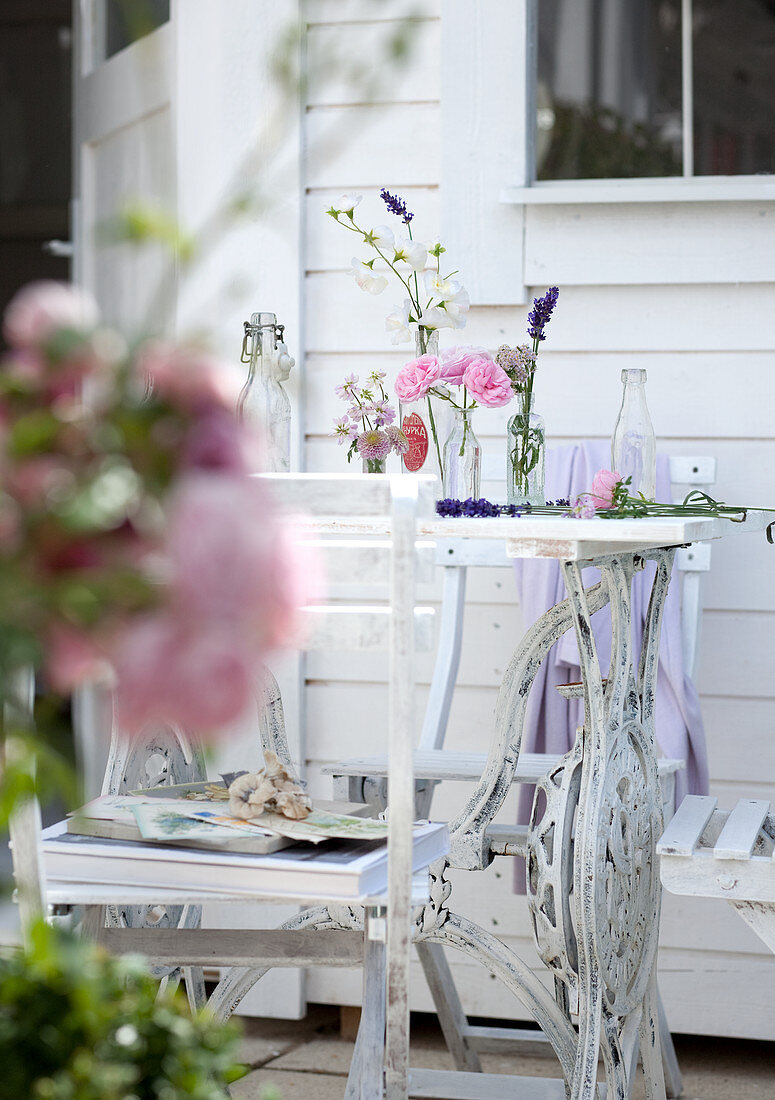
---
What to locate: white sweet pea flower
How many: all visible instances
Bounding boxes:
[393,238,427,271]
[420,284,470,331]
[348,257,388,295]
[385,299,417,344]
[424,271,461,304]
[336,193,362,216]
[368,224,395,250]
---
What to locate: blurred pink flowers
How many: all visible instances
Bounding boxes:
[1,281,309,741]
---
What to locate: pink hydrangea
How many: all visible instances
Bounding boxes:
[440,346,493,386]
[3,281,99,349]
[394,354,443,403]
[462,357,513,408]
[588,469,623,510]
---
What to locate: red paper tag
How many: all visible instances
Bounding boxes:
[402,412,428,472]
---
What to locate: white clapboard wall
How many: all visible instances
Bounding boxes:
[298,0,775,1041]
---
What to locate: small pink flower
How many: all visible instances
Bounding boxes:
[440,346,493,386]
[137,342,241,412]
[394,355,442,403]
[357,428,392,460]
[588,469,623,510]
[462,357,513,408]
[569,495,597,519]
[3,281,99,349]
[385,424,409,455]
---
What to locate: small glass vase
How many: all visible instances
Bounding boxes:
[442,407,481,500]
[399,329,451,489]
[362,455,386,474]
[506,394,545,505]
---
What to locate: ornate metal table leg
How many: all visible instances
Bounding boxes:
[559,552,674,1100]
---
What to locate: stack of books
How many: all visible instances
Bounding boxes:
[41,785,448,902]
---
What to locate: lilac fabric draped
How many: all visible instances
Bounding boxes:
[512,441,709,891]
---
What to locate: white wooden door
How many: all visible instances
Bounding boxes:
[72,0,306,1018]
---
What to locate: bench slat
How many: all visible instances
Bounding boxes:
[657,795,718,856]
[713,799,771,860]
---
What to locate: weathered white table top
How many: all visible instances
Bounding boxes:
[310,509,772,561]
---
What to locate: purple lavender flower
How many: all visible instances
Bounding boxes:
[527,285,560,343]
[380,188,414,225]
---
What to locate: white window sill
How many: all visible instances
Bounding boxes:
[500,176,775,205]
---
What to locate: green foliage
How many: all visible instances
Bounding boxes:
[0,922,245,1099]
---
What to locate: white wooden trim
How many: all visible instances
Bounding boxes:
[440,0,530,305]
[501,177,775,205]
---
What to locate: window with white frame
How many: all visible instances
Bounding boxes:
[536,0,775,182]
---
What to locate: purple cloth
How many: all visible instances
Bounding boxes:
[512,441,709,890]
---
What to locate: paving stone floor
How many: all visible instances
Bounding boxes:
[231,1004,775,1099]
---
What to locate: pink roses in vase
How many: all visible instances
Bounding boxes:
[395,346,513,497]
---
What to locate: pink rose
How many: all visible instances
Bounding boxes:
[3,281,99,349]
[394,355,443,403]
[588,469,623,510]
[136,341,241,413]
[462,357,513,408]
[440,346,493,386]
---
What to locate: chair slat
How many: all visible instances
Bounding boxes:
[713,799,770,860]
[302,606,434,652]
[259,472,437,517]
[657,795,718,856]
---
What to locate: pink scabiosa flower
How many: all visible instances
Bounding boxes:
[3,281,99,349]
[394,354,443,402]
[385,424,409,455]
[588,469,623,510]
[357,428,392,460]
[462,357,513,408]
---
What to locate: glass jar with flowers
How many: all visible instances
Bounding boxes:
[395,345,513,499]
[331,370,408,472]
[498,286,560,506]
[327,189,470,484]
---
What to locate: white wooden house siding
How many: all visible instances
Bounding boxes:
[300,0,775,1040]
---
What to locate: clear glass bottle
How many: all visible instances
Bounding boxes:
[442,407,481,500]
[238,312,293,472]
[506,393,545,505]
[611,368,656,500]
[399,329,451,488]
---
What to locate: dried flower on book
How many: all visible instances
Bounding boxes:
[228,752,312,820]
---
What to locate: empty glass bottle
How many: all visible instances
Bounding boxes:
[442,407,481,500]
[238,312,294,472]
[611,368,656,500]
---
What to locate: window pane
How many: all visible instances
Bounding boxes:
[105,0,170,61]
[536,0,683,180]
[693,0,775,175]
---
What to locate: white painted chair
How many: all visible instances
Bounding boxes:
[327,454,717,1094]
[658,794,775,953]
[9,472,442,1100]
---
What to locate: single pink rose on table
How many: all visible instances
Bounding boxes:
[588,469,623,510]
[2,281,99,349]
[394,354,443,402]
[462,357,513,408]
[440,345,493,386]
